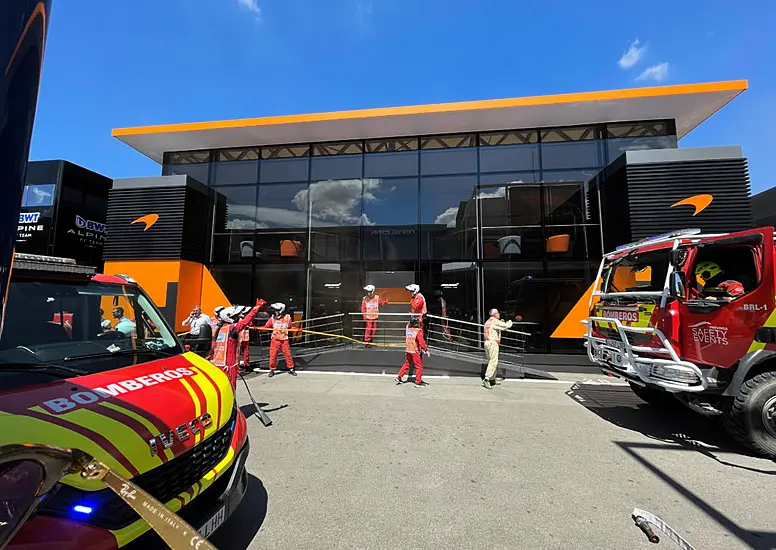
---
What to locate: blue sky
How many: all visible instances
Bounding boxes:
[29,0,776,192]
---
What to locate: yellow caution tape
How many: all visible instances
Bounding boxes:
[250,326,404,348]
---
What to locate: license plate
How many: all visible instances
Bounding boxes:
[606,339,624,351]
[198,505,226,538]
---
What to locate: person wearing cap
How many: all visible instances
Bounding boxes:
[482,308,513,389]
[265,303,298,377]
[361,285,388,344]
[395,316,430,387]
[211,299,266,389]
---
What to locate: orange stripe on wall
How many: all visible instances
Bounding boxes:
[550,280,601,339]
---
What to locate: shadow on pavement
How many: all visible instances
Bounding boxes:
[566,381,776,474]
[209,474,268,550]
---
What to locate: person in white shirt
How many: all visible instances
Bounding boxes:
[182,305,211,341]
[482,308,513,389]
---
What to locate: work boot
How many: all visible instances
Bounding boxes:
[491,379,501,386]
[482,379,493,390]
[414,380,429,387]
[289,369,298,377]
[395,376,404,385]
[268,370,276,378]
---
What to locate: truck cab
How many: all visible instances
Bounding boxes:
[585,227,776,457]
[0,254,249,549]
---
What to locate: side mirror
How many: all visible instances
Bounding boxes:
[0,445,217,550]
[670,248,688,268]
[669,271,686,299]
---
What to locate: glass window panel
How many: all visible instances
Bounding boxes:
[162,163,210,185]
[545,226,601,260]
[606,136,678,162]
[363,177,418,226]
[480,226,545,261]
[312,141,364,156]
[215,148,260,161]
[481,262,547,352]
[166,151,211,164]
[365,138,418,153]
[255,229,307,262]
[254,264,306,314]
[420,261,479,331]
[545,261,598,353]
[543,181,589,225]
[420,148,477,176]
[540,126,598,143]
[478,181,542,228]
[421,175,477,261]
[420,134,476,149]
[479,144,540,173]
[541,141,603,170]
[259,158,310,183]
[307,179,364,227]
[310,227,362,262]
[479,130,538,146]
[212,185,258,231]
[310,155,363,181]
[212,232,255,263]
[479,172,538,185]
[211,160,258,186]
[606,121,671,138]
[257,182,308,229]
[210,264,253,306]
[364,152,418,178]
[22,184,55,207]
[261,145,310,159]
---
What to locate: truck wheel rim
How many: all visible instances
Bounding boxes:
[762,396,776,438]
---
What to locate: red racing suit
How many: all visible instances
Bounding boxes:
[410,292,427,334]
[361,294,388,342]
[265,314,295,371]
[211,305,261,389]
[397,323,428,383]
[239,328,250,366]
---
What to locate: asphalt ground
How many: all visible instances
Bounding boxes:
[209,371,776,550]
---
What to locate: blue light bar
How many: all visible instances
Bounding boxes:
[72,505,93,515]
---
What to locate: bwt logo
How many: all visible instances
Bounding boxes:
[19,212,40,224]
[75,215,106,233]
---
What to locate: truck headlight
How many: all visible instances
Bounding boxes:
[650,365,700,384]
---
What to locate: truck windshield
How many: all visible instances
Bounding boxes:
[0,279,183,387]
[603,250,670,293]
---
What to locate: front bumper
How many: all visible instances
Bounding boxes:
[585,316,709,392]
[125,437,250,548]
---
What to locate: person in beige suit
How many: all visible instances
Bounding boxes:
[483,308,513,389]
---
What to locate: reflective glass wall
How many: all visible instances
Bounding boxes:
[163,120,676,353]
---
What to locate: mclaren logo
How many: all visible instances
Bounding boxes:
[131,213,160,231]
[671,194,713,216]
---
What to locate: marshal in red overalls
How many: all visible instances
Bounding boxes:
[396,319,428,385]
[265,312,296,374]
[361,290,388,343]
[211,300,265,389]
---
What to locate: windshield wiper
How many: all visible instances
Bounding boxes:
[63,347,176,362]
[0,362,88,378]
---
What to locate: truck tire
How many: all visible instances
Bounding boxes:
[628,382,678,406]
[722,371,776,458]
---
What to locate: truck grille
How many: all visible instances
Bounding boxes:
[600,328,653,347]
[41,408,236,531]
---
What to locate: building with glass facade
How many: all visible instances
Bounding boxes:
[110,80,749,355]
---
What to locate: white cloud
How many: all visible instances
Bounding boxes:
[636,62,670,82]
[434,207,460,228]
[236,0,261,17]
[477,187,507,200]
[618,40,646,69]
[293,178,378,226]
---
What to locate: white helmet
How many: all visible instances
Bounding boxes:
[271,303,286,316]
[218,305,250,323]
[364,284,375,294]
[405,284,420,295]
[489,308,499,316]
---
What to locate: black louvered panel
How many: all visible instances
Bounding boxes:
[180,186,212,262]
[104,188,187,260]
[626,158,751,240]
[598,165,633,251]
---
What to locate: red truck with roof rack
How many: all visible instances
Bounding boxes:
[585,227,776,457]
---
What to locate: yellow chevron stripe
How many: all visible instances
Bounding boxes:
[184,352,234,428]
[747,301,776,352]
[189,368,220,434]
[100,402,174,462]
[0,411,111,491]
[109,441,240,547]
